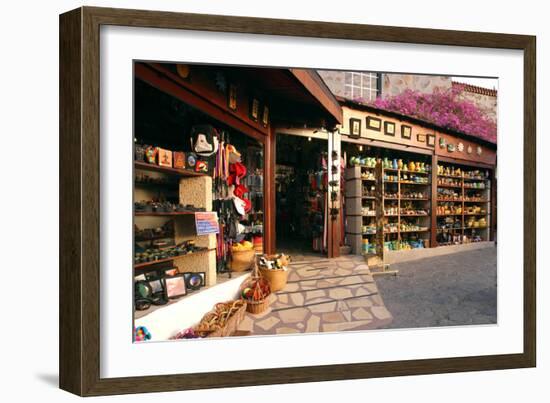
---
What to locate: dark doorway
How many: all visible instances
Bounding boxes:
[275,133,328,259]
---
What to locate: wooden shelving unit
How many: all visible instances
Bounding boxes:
[382,164,432,249]
[344,158,494,255]
[135,160,207,177]
[435,163,491,246]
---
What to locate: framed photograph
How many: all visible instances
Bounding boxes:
[384,121,396,136]
[261,105,269,127]
[60,6,535,396]
[165,274,187,299]
[183,272,205,291]
[349,118,362,138]
[366,116,382,131]
[427,134,436,147]
[250,98,260,121]
[401,124,412,139]
[228,83,238,110]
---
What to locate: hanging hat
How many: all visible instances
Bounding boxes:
[233,184,249,198]
[191,125,219,157]
[226,144,241,164]
[229,162,247,178]
[232,195,247,216]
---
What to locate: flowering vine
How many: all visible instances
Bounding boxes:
[356,86,497,143]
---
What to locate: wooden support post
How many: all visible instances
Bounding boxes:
[430,154,438,247]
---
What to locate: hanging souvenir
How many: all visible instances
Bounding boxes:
[467,145,473,154]
[457,142,464,152]
[439,137,446,148]
[476,146,483,155]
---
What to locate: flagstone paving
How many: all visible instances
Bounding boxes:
[239,255,393,335]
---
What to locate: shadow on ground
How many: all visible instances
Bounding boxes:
[376,246,497,329]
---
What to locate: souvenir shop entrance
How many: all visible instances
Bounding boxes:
[275,132,330,258]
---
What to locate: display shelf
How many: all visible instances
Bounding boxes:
[400,229,429,233]
[399,181,431,185]
[134,248,214,269]
[437,213,463,216]
[437,184,462,189]
[401,198,429,201]
[135,161,207,177]
[135,211,200,216]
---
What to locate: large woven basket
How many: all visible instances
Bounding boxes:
[229,249,255,272]
[259,266,288,292]
[194,300,247,338]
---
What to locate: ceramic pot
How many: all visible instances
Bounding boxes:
[392,159,398,169]
[408,161,416,171]
[398,159,403,170]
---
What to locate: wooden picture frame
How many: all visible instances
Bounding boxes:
[250,97,260,121]
[417,133,427,143]
[261,104,270,127]
[401,124,412,139]
[60,6,536,396]
[427,134,436,147]
[349,118,362,138]
[228,84,238,111]
[384,121,396,136]
[366,116,382,131]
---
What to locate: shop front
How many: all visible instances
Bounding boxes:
[338,100,497,262]
[132,63,342,335]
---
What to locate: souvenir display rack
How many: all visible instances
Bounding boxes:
[435,162,491,246]
[345,153,493,254]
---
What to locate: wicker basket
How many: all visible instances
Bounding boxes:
[194,300,247,338]
[229,249,255,272]
[240,258,272,314]
[245,297,270,314]
[259,267,288,292]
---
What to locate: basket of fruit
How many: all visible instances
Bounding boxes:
[229,241,256,272]
[240,258,271,314]
[258,254,291,292]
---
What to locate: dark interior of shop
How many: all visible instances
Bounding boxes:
[275,133,328,256]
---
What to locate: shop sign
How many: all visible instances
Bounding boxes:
[195,212,219,235]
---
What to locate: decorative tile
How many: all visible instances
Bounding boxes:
[340,276,363,286]
[278,294,289,304]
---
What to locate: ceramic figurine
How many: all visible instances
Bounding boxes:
[408,161,416,171]
[392,158,398,169]
[415,162,421,172]
[398,159,403,170]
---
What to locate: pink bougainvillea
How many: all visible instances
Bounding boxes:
[357,86,497,143]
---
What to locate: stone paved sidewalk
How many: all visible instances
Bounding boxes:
[237,255,393,335]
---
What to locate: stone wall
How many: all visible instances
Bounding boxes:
[457,91,497,123]
[381,74,452,98]
[317,70,347,98]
